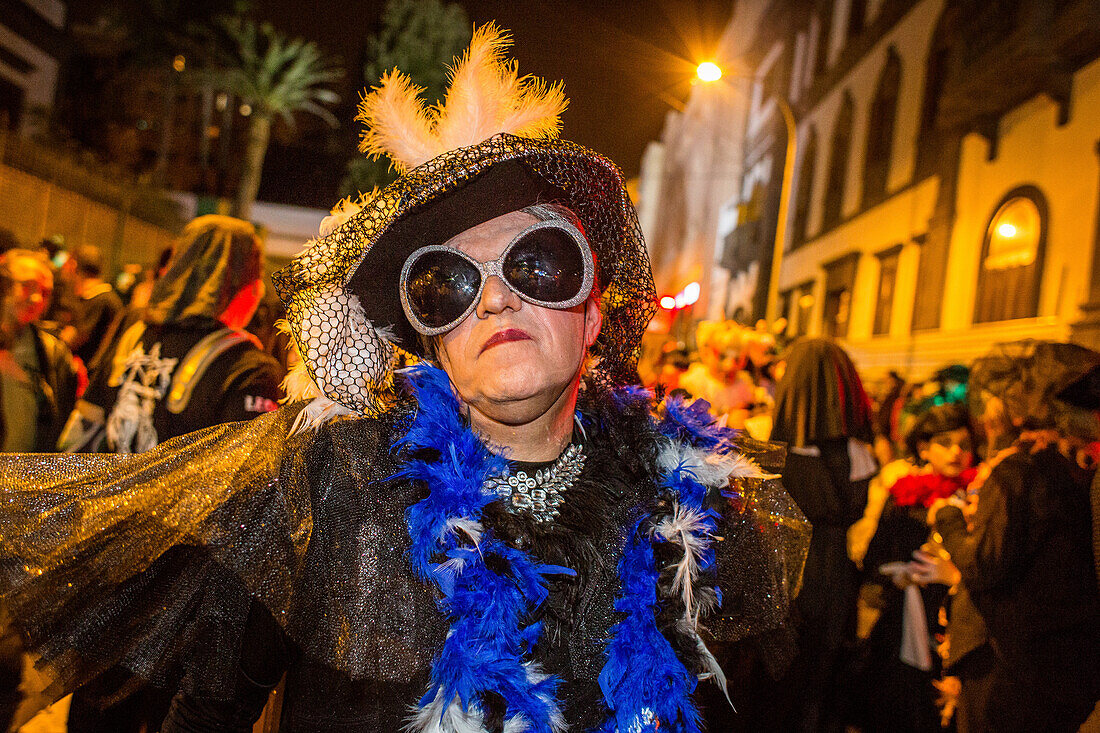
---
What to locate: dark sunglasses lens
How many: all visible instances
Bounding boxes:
[405,250,481,329]
[503,227,585,303]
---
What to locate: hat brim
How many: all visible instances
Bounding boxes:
[1056,363,1100,409]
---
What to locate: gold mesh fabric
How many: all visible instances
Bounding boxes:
[0,409,303,704]
[272,133,657,416]
[0,402,460,708]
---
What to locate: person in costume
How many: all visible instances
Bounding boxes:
[59,215,284,455]
[0,26,808,733]
[931,341,1100,732]
[763,337,874,733]
[856,404,976,732]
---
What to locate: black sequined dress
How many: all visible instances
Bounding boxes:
[0,383,807,731]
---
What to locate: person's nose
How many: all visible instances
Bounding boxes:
[475,274,521,319]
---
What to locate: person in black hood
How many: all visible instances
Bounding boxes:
[61,215,284,455]
[752,337,876,732]
[59,215,284,733]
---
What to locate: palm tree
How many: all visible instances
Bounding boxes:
[221,19,341,219]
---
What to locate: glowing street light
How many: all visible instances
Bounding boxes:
[997,222,1018,238]
[681,60,796,322]
[660,295,677,310]
[696,62,723,83]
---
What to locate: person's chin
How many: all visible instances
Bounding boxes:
[483,369,573,411]
[483,368,548,403]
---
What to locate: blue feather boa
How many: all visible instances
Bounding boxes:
[397,365,730,732]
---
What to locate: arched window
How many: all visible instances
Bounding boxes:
[973,186,1047,323]
[862,49,900,207]
[821,92,853,229]
[792,127,817,248]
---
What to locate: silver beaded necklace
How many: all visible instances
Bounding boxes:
[485,442,586,522]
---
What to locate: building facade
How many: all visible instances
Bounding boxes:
[0,0,66,135]
[725,0,1100,377]
[638,0,770,323]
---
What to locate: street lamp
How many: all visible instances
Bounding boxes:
[695,64,797,325]
[696,62,723,83]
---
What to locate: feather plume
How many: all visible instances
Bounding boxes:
[319,190,378,237]
[655,502,716,620]
[357,24,568,173]
[688,626,732,706]
[358,69,439,173]
[281,357,322,403]
[288,396,356,436]
[434,24,512,151]
[406,692,486,733]
[656,439,765,489]
[499,75,566,140]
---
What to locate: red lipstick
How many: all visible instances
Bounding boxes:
[481,328,531,353]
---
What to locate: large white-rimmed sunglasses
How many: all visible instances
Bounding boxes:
[399,211,595,336]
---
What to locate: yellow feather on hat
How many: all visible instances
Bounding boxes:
[356,23,568,174]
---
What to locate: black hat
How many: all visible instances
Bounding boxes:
[1056,363,1100,410]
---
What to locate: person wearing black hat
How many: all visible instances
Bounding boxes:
[0,27,807,733]
[930,341,1100,732]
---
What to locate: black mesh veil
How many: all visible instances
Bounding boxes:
[272,133,658,415]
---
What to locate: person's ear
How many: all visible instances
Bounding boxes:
[583,295,602,349]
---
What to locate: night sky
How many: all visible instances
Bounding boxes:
[68,0,733,206]
[252,0,733,176]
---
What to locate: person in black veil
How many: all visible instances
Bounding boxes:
[758,337,876,732]
[0,27,808,733]
[930,340,1100,732]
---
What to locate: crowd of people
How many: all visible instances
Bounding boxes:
[0,216,289,732]
[0,220,288,456]
[640,324,1100,732]
[0,23,1097,733]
